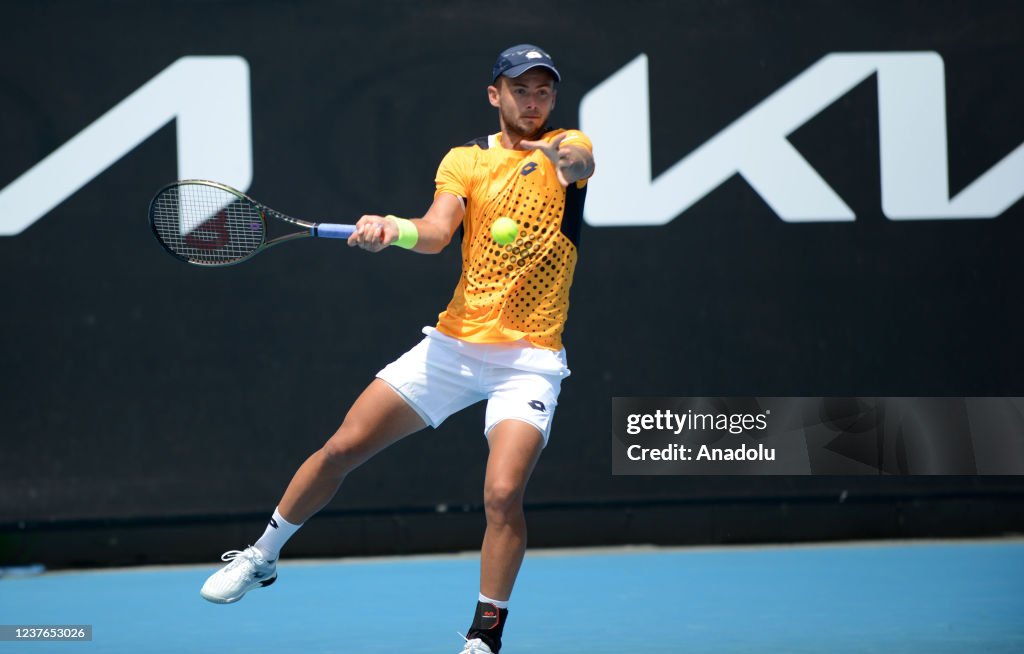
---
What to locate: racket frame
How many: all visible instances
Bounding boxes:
[148,179,351,267]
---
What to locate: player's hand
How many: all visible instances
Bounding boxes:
[348,214,398,252]
[520,133,573,186]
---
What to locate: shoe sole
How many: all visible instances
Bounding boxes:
[200,573,277,604]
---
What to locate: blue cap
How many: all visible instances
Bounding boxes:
[491,44,561,83]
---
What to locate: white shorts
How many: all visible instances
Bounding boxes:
[376,327,570,445]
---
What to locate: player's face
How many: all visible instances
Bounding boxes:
[488,69,557,139]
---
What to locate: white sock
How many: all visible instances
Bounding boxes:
[478,592,509,609]
[254,507,302,561]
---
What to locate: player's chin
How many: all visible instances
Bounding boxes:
[515,119,545,139]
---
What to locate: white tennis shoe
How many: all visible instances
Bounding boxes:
[199,546,277,604]
[458,636,494,654]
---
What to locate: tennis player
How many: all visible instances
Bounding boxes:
[200,44,594,654]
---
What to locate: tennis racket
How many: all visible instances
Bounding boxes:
[149,180,356,266]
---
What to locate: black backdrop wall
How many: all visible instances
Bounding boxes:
[1,0,1022,567]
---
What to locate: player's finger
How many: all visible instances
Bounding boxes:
[348,219,368,246]
[522,134,565,155]
[365,224,383,249]
[352,215,395,251]
[350,217,377,247]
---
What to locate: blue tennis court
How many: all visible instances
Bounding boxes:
[1,539,1022,653]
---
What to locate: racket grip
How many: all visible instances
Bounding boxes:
[315,223,356,239]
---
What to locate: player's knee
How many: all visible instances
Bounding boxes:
[484,480,525,521]
[319,431,367,476]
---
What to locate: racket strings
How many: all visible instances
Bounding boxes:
[151,184,266,265]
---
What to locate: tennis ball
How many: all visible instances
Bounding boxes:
[491,216,518,245]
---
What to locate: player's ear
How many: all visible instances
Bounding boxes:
[487,84,500,108]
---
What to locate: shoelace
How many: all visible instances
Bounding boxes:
[219,547,262,572]
[456,633,492,654]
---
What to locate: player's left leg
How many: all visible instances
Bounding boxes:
[456,357,563,653]
[481,419,544,600]
[461,419,544,654]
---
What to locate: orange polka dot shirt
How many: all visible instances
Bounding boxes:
[433,129,593,351]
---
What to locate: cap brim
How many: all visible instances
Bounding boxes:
[499,62,561,82]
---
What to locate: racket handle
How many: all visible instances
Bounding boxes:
[314,223,356,239]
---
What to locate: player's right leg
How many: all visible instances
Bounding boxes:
[199,379,426,604]
[276,378,428,523]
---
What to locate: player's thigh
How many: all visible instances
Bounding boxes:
[484,370,561,447]
[484,419,546,505]
[377,336,486,429]
[325,378,427,467]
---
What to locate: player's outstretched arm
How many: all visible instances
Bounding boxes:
[347,192,464,254]
[520,133,595,187]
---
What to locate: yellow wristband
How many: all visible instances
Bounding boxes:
[387,215,419,249]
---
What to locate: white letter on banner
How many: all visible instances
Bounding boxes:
[0,56,252,236]
[580,52,1024,226]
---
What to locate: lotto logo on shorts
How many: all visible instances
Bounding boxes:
[528,400,546,412]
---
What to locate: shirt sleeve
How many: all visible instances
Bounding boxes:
[558,129,593,155]
[434,147,474,200]
[555,129,594,188]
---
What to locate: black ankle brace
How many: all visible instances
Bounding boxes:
[466,600,508,653]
